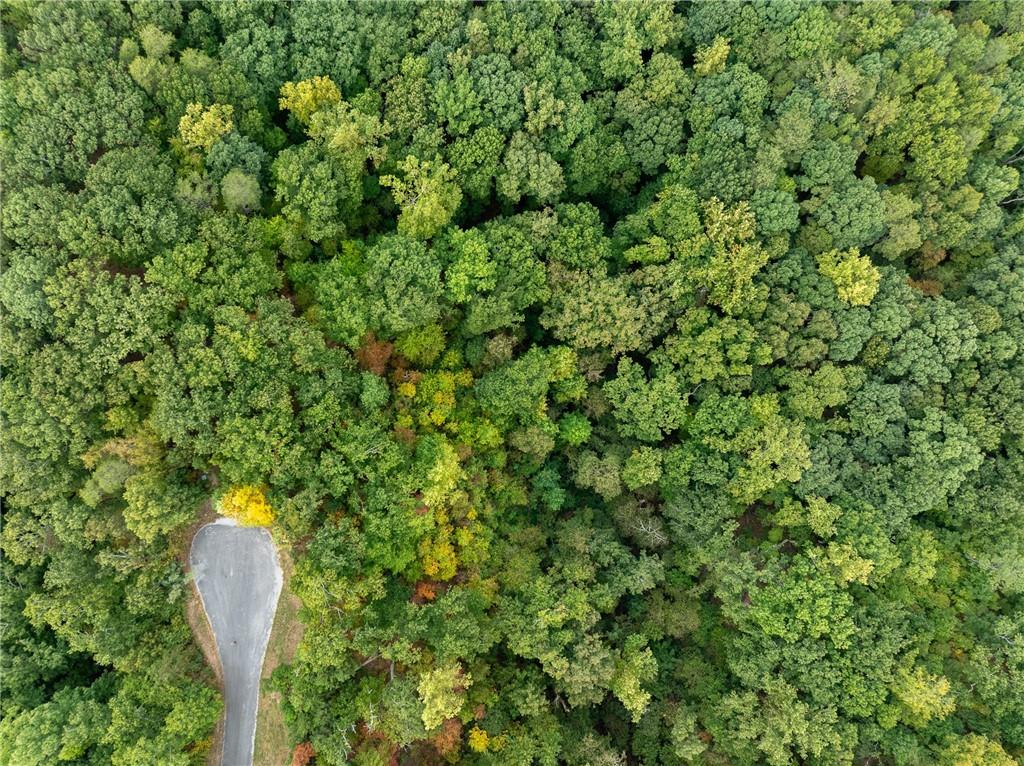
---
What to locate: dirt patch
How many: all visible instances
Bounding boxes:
[253,542,304,766]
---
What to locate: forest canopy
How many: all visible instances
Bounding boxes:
[2,1,1024,765]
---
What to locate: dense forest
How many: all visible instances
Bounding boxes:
[2,1,1023,765]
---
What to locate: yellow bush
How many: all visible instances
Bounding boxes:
[219,485,275,527]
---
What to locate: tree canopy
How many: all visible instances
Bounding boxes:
[2,2,1023,766]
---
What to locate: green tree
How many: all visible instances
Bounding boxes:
[381,155,462,240]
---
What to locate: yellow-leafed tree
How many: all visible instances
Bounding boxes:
[279,76,341,125]
[178,103,234,151]
[219,485,275,527]
[816,247,881,306]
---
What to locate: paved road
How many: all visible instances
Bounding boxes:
[191,520,282,766]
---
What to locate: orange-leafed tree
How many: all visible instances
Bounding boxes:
[291,742,315,766]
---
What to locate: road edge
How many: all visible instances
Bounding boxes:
[176,501,225,766]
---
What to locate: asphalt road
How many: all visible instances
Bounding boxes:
[191,519,282,766]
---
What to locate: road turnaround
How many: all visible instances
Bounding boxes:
[191,518,282,766]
